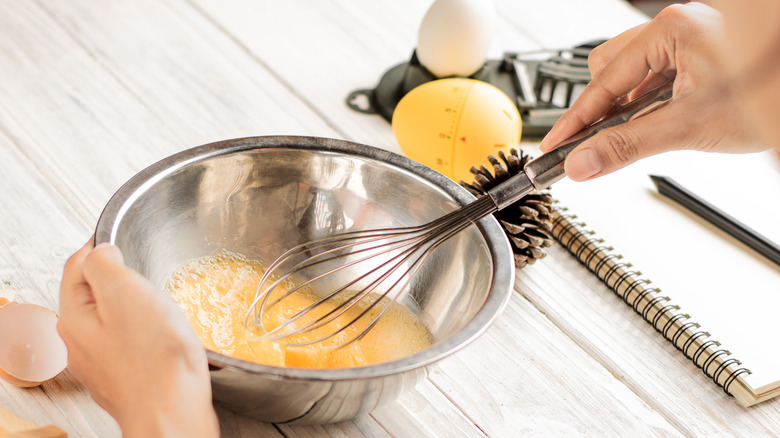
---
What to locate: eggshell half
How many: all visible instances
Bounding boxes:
[416,0,495,78]
[0,302,68,387]
[0,289,14,307]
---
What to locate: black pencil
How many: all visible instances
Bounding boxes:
[649,175,780,267]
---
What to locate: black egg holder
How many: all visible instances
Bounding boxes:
[346,40,603,138]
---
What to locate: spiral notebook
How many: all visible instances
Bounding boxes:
[544,149,780,407]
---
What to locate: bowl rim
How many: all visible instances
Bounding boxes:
[94,135,515,381]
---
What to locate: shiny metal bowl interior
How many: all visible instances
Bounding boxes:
[94,136,514,424]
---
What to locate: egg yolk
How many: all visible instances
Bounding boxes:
[164,249,433,368]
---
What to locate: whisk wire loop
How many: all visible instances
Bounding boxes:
[257,238,426,344]
[248,225,440,336]
[248,195,499,348]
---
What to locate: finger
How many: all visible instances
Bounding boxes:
[540,19,678,152]
[60,240,95,315]
[59,240,102,351]
[61,240,93,290]
[584,26,647,111]
[82,244,131,305]
[93,242,125,265]
[60,347,92,390]
[562,100,689,181]
[82,244,165,319]
[629,71,673,100]
[587,23,648,77]
[597,76,673,123]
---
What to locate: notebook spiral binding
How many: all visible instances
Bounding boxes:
[550,207,752,396]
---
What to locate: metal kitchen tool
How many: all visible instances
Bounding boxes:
[249,82,675,347]
[347,41,603,137]
[95,135,515,424]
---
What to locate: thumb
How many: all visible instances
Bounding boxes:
[564,126,644,181]
[92,242,125,265]
[82,243,131,305]
[563,101,686,181]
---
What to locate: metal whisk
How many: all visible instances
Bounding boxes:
[246,83,674,347]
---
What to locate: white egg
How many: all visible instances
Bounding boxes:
[0,302,67,387]
[416,0,495,78]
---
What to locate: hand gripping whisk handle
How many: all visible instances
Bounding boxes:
[488,81,675,210]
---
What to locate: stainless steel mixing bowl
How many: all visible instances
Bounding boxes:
[94,136,514,424]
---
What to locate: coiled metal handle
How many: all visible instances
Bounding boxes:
[487,82,674,210]
[525,81,675,190]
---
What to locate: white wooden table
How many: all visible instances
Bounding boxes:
[1,0,779,436]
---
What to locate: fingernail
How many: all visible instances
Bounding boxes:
[565,148,602,181]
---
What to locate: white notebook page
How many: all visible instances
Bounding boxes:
[546,148,780,396]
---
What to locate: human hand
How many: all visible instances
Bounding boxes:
[58,241,219,438]
[539,3,766,181]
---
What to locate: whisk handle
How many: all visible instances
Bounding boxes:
[525,81,674,191]
[488,82,674,210]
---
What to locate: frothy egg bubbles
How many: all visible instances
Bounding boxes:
[165,249,434,369]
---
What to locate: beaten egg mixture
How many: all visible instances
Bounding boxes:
[164,249,433,368]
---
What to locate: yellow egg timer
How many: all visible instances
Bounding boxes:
[391,78,522,182]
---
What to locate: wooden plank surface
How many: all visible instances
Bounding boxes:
[517,242,780,437]
[0,406,36,433]
[0,406,67,437]
[0,133,118,436]
[0,0,778,436]
[427,293,682,437]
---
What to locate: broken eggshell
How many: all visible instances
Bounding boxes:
[0,289,15,307]
[0,302,67,387]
